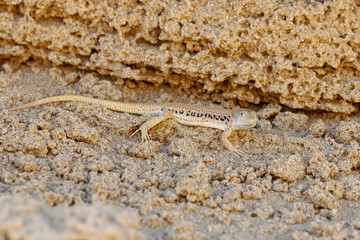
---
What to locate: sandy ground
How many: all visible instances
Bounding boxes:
[0,0,360,239]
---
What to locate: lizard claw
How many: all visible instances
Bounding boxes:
[131,127,150,142]
[130,127,141,138]
[141,129,150,142]
[229,146,244,155]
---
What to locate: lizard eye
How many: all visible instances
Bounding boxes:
[240,112,244,116]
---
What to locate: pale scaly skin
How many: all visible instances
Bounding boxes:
[6,95,258,155]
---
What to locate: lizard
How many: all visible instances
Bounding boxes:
[5,95,258,155]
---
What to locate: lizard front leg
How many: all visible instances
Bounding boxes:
[131,111,173,142]
[221,127,244,155]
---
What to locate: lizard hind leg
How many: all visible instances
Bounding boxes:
[130,112,173,142]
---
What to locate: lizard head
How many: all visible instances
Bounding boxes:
[232,109,258,130]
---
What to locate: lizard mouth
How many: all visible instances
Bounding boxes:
[237,123,256,129]
[242,121,257,128]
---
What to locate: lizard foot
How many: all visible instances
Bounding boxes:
[141,128,150,142]
[130,127,141,138]
[229,146,245,155]
[130,126,150,142]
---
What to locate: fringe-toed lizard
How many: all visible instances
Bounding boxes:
[5,95,258,155]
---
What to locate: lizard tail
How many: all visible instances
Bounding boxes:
[5,95,160,114]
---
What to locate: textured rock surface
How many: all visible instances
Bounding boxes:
[1,0,359,112]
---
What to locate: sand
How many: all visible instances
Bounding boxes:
[0,0,360,239]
